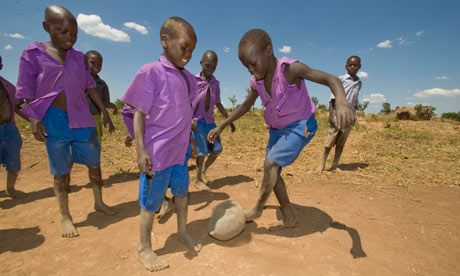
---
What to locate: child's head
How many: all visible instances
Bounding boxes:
[345,56,361,77]
[85,50,103,75]
[160,17,197,69]
[200,50,218,79]
[42,5,78,51]
[238,29,274,80]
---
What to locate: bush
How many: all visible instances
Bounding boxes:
[441,112,460,121]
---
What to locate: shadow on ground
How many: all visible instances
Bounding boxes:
[0,226,45,254]
[208,175,254,189]
[336,162,369,171]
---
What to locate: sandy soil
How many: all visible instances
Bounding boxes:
[1,116,460,276]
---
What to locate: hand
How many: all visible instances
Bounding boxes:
[191,119,197,131]
[335,103,354,130]
[111,103,118,115]
[207,127,222,144]
[124,136,133,147]
[137,147,152,176]
[230,123,236,133]
[102,111,115,133]
[30,117,47,142]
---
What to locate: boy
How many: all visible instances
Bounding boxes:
[85,50,118,144]
[16,5,116,238]
[121,17,201,272]
[0,55,28,198]
[208,29,353,230]
[316,56,362,173]
[192,50,235,191]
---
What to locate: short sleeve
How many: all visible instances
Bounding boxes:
[121,65,157,115]
[85,65,96,89]
[16,49,38,99]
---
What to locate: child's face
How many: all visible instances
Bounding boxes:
[238,43,270,80]
[88,54,103,75]
[345,57,361,77]
[44,18,78,51]
[200,56,217,79]
[162,26,197,69]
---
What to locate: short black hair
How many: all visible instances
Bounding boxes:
[202,50,218,63]
[44,5,76,25]
[239,29,273,52]
[85,50,102,59]
[160,16,194,39]
[347,55,361,64]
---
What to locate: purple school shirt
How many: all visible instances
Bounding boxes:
[192,73,221,124]
[0,76,22,122]
[121,55,197,172]
[16,41,96,128]
[121,105,135,138]
[250,57,315,130]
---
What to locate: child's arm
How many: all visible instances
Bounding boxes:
[15,103,30,122]
[215,102,236,132]
[24,99,48,142]
[208,89,257,143]
[134,110,152,176]
[87,88,115,133]
[286,63,353,130]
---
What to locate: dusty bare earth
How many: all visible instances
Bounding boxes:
[1,112,460,276]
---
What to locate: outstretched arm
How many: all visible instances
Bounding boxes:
[87,87,115,133]
[215,102,235,132]
[134,110,152,176]
[208,89,257,143]
[287,62,353,130]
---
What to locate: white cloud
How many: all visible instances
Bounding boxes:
[4,44,13,50]
[123,22,148,35]
[77,14,130,42]
[406,102,416,106]
[224,47,230,53]
[414,88,460,98]
[357,71,368,79]
[435,76,448,80]
[278,45,291,53]
[362,93,386,103]
[4,33,26,39]
[377,40,392,48]
[416,30,424,38]
[396,36,407,45]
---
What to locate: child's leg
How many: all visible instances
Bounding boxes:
[194,156,210,191]
[315,147,332,174]
[202,149,221,178]
[5,170,25,198]
[268,175,297,231]
[175,196,202,252]
[88,166,116,215]
[137,208,169,272]
[53,173,79,238]
[244,158,280,222]
[330,146,344,171]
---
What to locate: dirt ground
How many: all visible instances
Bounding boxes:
[1,113,460,276]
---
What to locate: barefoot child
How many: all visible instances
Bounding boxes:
[316,56,362,173]
[0,55,28,198]
[85,50,118,144]
[192,50,235,191]
[121,17,202,272]
[208,29,354,230]
[16,5,116,238]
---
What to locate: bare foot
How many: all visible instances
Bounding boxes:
[136,244,169,272]
[156,198,174,219]
[5,189,26,198]
[178,232,202,252]
[243,205,262,222]
[268,218,297,231]
[329,165,343,173]
[193,180,210,191]
[61,217,79,238]
[200,172,210,184]
[314,166,324,174]
[94,203,117,215]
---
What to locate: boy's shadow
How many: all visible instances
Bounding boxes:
[0,226,45,254]
[103,172,139,186]
[208,175,254,189]
[336,163,369,171]
[154,203,366,260]
[75,200,139,230]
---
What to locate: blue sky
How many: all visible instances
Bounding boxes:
[1,0,459,114]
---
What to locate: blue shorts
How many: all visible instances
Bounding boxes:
[42,106,101,176]
[266,115,317,167]
[192,119,223,157]
[0,122,22,172]
[138,145,191,212]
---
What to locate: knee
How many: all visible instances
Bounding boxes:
[263,158,279,172]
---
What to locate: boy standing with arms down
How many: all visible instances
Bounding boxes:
[121,17,201,272]
[0,55,28,198]
[192,50,235,191]
[316,56,362,173]
[16,5,116,238]
[85,50,118,144]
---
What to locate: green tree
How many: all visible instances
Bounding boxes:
[228,95,237,110]
[317,104,327,112]
[115,99,124,110]
[311,96,319,108]
[380,102,392,115]
[415,104,436,120]
[357,100,369,111]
